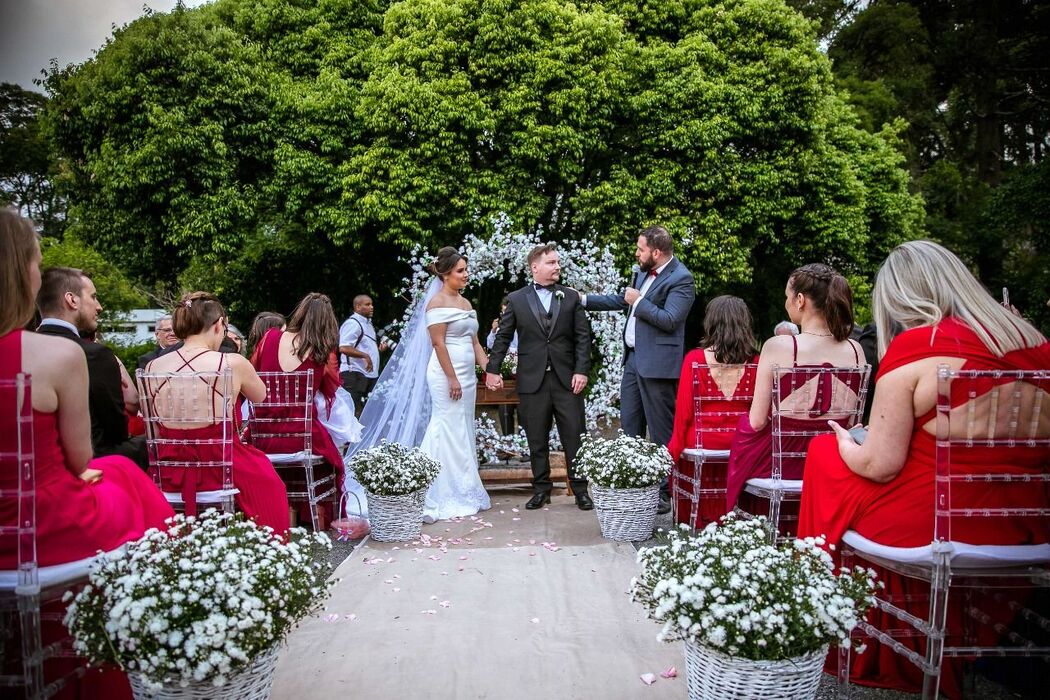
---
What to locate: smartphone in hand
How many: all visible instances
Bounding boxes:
[848,425,868,445]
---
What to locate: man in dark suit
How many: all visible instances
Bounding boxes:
[136,314,177,370]
[581,226,696,512]
[486,244,594,511]
[36,266,148,469]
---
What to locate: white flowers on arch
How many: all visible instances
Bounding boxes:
[393,214,627,458]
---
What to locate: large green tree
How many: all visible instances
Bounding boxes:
[44,0,922,330]
[0,83,65,234]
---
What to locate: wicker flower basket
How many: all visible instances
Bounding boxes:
[366,487,427,541]
[128,646,280,700]
[683,641,825,700]
[590,484,660,541]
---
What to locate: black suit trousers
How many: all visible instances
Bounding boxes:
[517,371,588,496]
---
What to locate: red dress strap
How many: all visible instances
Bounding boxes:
[791,334,799,366]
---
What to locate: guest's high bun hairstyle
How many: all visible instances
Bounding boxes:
[286,292,338,364]
[788,263,854,342]
[873,240,1045,358]
[0,208,40,335]
[172,291,225,339]
[428,247,465,279]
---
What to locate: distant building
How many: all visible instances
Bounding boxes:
[102,309,168,345]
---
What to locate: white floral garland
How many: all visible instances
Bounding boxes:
[393,214,626,455]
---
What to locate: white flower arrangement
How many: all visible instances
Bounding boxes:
[393,213,626,433]
[554,290,565,300]
[63,511,332,690]
[631,515,877,661]
[474,414,530,464]
[348,440,442,496]
[574,432,673,489]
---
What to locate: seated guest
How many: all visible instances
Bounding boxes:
[725,263,866,511]
[0,207,174,565]
[144,292,289,533]
[773,320,799,336]
[250,293,364,523]
[36,266,149,469]
[136,314,177,370]
[486,297,519,352]
[798,241,1049,696]
[246,311,286,360]
[226,322,245,355]
[667,295,759,527]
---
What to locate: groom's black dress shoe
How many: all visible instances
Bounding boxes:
[526,492,551,510]
[575,493,594,511]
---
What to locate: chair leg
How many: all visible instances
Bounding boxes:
[921,557,951,700]
[18,591,45,699]
[304,462,320,531]
[766,493,782,543]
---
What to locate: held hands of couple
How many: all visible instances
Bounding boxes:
[484,372,503,392]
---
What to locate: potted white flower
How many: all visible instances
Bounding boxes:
[64,510,332,700]
[575,433,672,541]
[631,515,877,700]
[348,441,442,541]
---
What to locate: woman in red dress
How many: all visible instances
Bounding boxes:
[667,295,758,527]
[798,240,1050,697]
[249,293,362,525]
[725,264,866,513]
[145,292,289,534]
[1,209,174,698]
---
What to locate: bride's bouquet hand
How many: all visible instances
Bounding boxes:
[448,377,463,401]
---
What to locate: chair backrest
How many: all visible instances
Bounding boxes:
[770,364,871,480]
[136,368,235,493]
[0,373,36,591]
[248,370,316,456]
[934,366,1050,545]
[690,362,758,450]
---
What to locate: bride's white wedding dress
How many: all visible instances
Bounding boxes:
[420,307,491,522]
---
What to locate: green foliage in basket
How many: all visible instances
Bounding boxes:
[631,515,877,661]
[574,432,672,489]
[348,440,442,496]
[64,511,332,690]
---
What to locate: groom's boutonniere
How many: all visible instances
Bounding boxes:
[554,290,565,301]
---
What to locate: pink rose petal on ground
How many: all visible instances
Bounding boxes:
[512,517,521,521]
[529,539,536,544]
[391,546,400,551]
[530,617,540,624]
[323,614,339,622]
[421,610,436,615]
[430,595,438,600]
[484,536,493,540]
[440,571,448,576]
[393,574,401,579]
[499,510,505,514]
[640,673,657,686]
[529,552,537,557]
[427,555,441,561]
[511,508,520,513]
[345,614,357,621]
[383,579,394,584]
[439,600,451,608]
[392,587,401,592]
[459,555,469,560]
[660,666,677,679]
[457,566,464,571]
[386,558,394,563]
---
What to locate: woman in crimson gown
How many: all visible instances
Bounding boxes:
[249,293,363,525]
[0,209,174,698]
[798,240,1050,697]
[667,295,758,527]
[724,264,867,514]
[145,292,289,534]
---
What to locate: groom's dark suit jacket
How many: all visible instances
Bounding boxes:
[486,284,591,394]
[36,323,146,467]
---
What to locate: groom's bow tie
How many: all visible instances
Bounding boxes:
[534,283,556,292]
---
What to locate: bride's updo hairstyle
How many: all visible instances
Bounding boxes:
[429,247,466,279]
[788,263,854,342]
[172,291,226,339]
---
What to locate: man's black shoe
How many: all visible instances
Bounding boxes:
[575,493,594,511]
[657,494,671,515]
[526,492,551,510]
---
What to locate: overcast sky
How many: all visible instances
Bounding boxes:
[1,1,211,92]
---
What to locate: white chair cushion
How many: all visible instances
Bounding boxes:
[744,478,803,493]
[681,448,731,460]
[842,530,1050,568]
[0,546,126,593]
[163,488,239,505]
[264,450,326,465]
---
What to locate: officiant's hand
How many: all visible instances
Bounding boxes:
[448,377,463,401]
[624,287,641,305]
[571,373,588,394]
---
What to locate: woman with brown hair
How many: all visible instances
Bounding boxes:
[724,263,867,510]
[145,292,289,532]
[249,293,363,524]
[667,295,759,527]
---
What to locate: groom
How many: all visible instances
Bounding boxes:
[486,244,594,510]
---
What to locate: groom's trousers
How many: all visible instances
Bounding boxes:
[517,370,589,496]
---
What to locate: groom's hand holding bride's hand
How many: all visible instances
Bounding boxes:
[484,372,503,391]
[571,373,588,395]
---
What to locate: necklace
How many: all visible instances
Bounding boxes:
[801,330,834,337]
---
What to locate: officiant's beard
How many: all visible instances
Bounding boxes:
[637,252,657,272]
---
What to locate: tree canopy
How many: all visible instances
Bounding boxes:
[41,0,922,331]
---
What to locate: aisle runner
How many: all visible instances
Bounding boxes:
[272,493,683,699]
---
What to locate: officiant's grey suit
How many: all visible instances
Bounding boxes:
[487,284,591,496]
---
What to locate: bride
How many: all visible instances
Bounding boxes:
[349,247,491,522]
